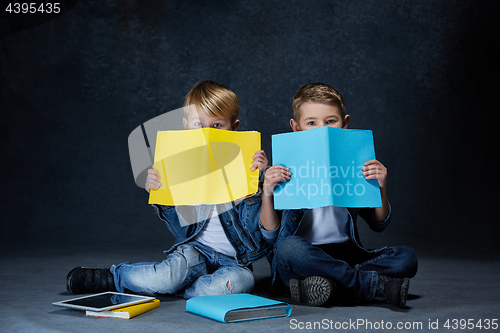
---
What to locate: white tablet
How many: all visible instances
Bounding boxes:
[52,292,156,312]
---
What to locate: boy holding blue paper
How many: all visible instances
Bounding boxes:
[260,82,418,308]
[66,81,271,299]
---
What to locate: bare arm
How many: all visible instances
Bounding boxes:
[362,159,390,221]
[259,165,291,230]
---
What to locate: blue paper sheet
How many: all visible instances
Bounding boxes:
[272,126,382,209]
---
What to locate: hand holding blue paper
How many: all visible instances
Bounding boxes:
[271,126,382,209]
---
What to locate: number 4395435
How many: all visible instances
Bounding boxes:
[444,319,498,330]
[6,3,61,14]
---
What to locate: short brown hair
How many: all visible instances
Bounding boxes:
[292,82,346,121]
[183,81,239,123]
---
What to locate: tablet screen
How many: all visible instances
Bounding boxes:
[53,292,155,311]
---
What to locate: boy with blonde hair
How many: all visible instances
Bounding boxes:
[260,82,418,308]
[66,81,270,298]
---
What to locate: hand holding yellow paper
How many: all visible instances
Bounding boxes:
[148,128,261,206]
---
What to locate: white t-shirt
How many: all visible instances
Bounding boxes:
[295,206,350,245]
[194,208,237,258]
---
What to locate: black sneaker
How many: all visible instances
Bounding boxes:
[289,276,336,307]
[66,267,116,294]
[375,275,410,309]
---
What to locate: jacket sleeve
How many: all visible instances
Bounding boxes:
[259,220,280,244]
[358,204,392,233]
[257,208,284,244]
[151,204,184,238]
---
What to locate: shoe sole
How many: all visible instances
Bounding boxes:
[289,279,303,303]
[66,267,81,294]
[400,278,410,309]
[290,276,336,307]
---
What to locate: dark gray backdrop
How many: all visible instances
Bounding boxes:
[1,0,498,258]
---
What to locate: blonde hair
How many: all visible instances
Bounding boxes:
[183,81,239,123]
[292,82,346,121]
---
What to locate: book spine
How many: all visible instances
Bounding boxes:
[86,313,128,319]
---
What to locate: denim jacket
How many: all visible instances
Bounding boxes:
[260,206,391,284]
[152,193,272,267]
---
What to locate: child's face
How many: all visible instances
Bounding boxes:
[183,107,240,131]
[290,102,349,132]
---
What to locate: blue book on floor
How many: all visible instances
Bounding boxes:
[185,294,292,323]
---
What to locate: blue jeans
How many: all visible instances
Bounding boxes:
[110,242,255,299]
[274,236,418,301]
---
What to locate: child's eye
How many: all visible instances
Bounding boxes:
[213,123,221,128]
[307,121,316,126]
[195,122,202,127]
[327,119,336,124]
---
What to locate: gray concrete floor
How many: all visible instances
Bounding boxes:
[1,245,499,333]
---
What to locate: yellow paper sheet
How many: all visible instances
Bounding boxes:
[148,128,260,206]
